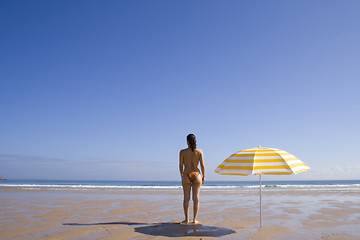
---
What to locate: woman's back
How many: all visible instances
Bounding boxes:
[180,148,203,173]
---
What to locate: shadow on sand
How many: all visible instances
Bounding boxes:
[134,222,236,237]
[63,221,236,237]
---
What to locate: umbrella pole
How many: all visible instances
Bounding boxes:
[259,175,263,228]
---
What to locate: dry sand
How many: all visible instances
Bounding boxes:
[1,188,360,240]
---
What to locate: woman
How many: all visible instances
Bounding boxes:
[179,134,205,224]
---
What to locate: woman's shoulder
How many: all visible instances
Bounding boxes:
[180,148,188,153]
[195,148,203,154]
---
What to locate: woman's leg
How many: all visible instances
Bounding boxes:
[182,174,191,223]
[192,174,202,223]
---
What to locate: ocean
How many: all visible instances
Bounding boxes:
[1,179,360,192]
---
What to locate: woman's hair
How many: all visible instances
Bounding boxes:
[187,134,197,151]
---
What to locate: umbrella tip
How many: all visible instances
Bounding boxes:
[258,145,262,148]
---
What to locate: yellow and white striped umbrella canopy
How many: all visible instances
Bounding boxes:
[215,147,310,176]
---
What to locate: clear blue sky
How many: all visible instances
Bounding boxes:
[1,0,359,181]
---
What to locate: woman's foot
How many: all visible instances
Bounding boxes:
[193,220,200,224]
[180,220,189,225]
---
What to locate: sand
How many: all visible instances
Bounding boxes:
[1,188,360,240]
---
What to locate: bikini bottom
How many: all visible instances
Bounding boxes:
[184,172,200,183]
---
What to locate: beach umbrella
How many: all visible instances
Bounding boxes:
[215,146,310,227]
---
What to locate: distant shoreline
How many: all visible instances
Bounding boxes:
[2,178,360,182]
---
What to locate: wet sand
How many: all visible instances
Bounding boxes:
[1,188,360,239]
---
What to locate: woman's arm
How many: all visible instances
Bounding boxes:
[199,150,205,184]
[179,150,184,177]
